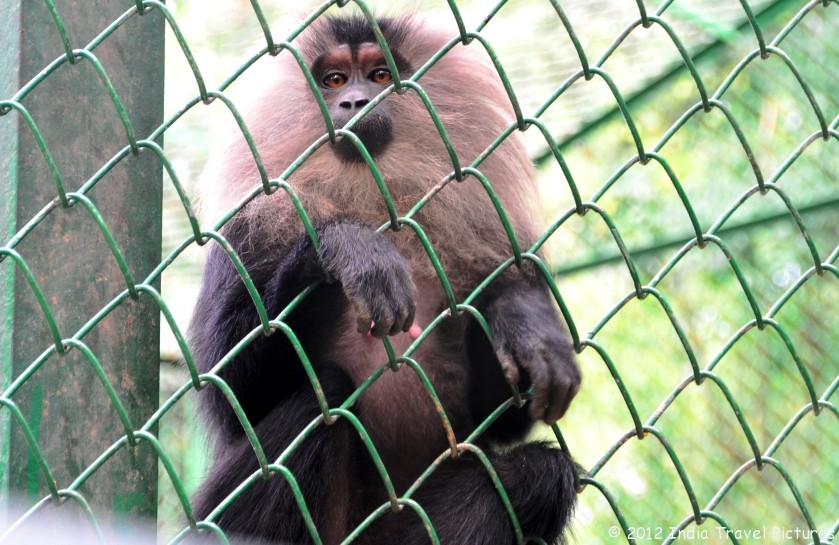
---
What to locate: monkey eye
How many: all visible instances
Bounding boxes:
[369,68,392,84]
[322,72,348,89]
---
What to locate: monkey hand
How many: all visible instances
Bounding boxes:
[485,286,580,424]
[317,220,416,338]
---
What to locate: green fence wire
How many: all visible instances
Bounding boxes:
[2,0,838,544]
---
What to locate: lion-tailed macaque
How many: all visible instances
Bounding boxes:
[189,12,580,545]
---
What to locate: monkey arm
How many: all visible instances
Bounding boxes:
[477,276,581,425]
[305,219,416,338]
[189,216,416,441]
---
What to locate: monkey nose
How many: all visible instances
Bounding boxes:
[339,97,370,110]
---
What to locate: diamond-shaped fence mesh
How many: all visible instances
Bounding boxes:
[1,1,837,544]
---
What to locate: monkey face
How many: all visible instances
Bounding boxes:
[313,43,405,163]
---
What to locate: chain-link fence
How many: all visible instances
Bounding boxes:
[2,1,837,544]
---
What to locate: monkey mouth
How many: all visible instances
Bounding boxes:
[332,114,392,164]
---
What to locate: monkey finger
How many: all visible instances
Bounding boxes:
[540,348,566,424]
[528,393,548,423]
[522,353,550,422]
[354,300,374,334]
[495,349,520,385]
[388,315,403,336]
[391,288,414,333]
[370,307,395,338]
[390,293,413,335]
[556,381,580,421]
[545,349,582,422]
[548,358,581,421]
[544,381,573,424]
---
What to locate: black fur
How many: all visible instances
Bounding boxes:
[191,14,580,542]
[190,217,413,444]
[325,16,409,51]
[393,443,578,543]
[190,214,579,544]
[331,113,393,163]
[193,364,367,544]
[310,16,412,78]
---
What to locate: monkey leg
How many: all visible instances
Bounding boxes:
[192,364,365,545]
[370,442,577,545]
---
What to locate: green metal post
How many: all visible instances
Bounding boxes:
[0,0,163,533]
[0,2,23,523]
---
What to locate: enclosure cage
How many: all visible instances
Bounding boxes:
[1,0,838,544]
